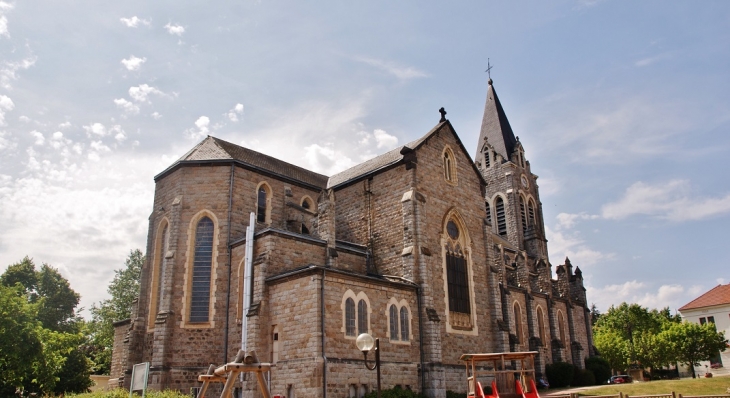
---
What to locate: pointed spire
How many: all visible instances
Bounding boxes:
[476,79,517,163]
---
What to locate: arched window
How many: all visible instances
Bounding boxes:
[485,201,492,226]
[149,220,169,329]
[257,186,268,223]
[301,224,309,235]
[445,220,470,315]
[345,298,356,336]
[389,304,399,340]
[357,299,368,335]
[190,217,214,322]
[528,199,536,226]
[537,306,546,344]
[520,197,527,233]
[301,196,313,210]
[443,147,456,183]
[513,302,523,344]
[495,197,507,236]
[156,224,169,314]
[558,311,567,345]
[400,306,410,341]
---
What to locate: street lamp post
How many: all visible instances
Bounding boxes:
[355,333,381,398]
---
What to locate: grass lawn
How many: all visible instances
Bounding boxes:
[547,377,730,396]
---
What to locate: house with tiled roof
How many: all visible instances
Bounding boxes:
[109,80,594,397]
[678,283,730,371]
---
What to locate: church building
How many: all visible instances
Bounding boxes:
[110,79,594,397]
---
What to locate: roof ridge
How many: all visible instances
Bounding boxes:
[678,283,730,311]
[211,136,328,180]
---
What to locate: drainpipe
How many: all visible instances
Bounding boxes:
[224,163,235,364]
[321,268,328,398]
[242,212,255,352]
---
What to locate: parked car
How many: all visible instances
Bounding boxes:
[609,375,632,384]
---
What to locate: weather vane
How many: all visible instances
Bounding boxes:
[485,58,493,80]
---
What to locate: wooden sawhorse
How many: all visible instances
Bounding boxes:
[197,350,273,398]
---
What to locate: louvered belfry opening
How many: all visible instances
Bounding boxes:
[495,197,507,236]
[528,201,536,226]
[485,201,492,225]
[520,197,527,233]
[190,216,214,323]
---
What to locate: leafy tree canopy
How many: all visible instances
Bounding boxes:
[663,321,728,378]
[86,249,144,374]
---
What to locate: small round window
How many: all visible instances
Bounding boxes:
[446,220,459,239]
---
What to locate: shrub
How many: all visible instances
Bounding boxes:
[545,362,575,387]
[363,385,425,398]
[67,389,190,398]
[585,356,611,385]
[572,367,596,386]
[446,391,467,398]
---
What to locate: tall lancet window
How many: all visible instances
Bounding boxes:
[157,224,169,313]
[443,147,457,183]
[257,185,268,223]
[445,220,470,315]
[190,217,214,322]
[495,197,507,236]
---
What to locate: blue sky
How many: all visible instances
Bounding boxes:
[0,1,728,316]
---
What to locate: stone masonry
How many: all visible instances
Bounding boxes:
[110,80,594,398]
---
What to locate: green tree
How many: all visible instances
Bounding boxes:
[590,303,601,326]
[593,328,630,372]
[634,331,671,377]
[87,249,144,374]
[663,321,728,378]
[1,257,81,332]
[594,303,663,365]
[0,284,43,396]
[1,258,91,395]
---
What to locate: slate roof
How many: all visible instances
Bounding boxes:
[327,121,449,188]
[679,283,730,311]
[477,79,517,162]
[159,118,482,190]
[157,136,329,188]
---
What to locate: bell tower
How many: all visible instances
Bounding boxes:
[476,78,548,260]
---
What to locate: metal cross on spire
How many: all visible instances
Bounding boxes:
[485,58,493,80]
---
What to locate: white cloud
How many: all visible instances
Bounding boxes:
[0,152,162,314]
[128,84,166,103]
[30,130,44,146]
[151,112,162,120]
[601,180,730,221]
[114,98,139,115]
[187,116,210,140]
[227,103,244,122]
[556,212,599,230]
[546,224,612,267]
[164,23,185,36]
[304,143,356,176]
[121,55,147,71]
[120,16,150,28]
[373,129,398,149]
[587,281,705,312]
[355,57,428,80]
[19,115,30,122]
[114,98,140,115]
[58,121,71,129]
[0,2,12,37]
[0,94,14,126]
[635,53,671,67]
[0,56,36,89]
[83,122,107,137]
